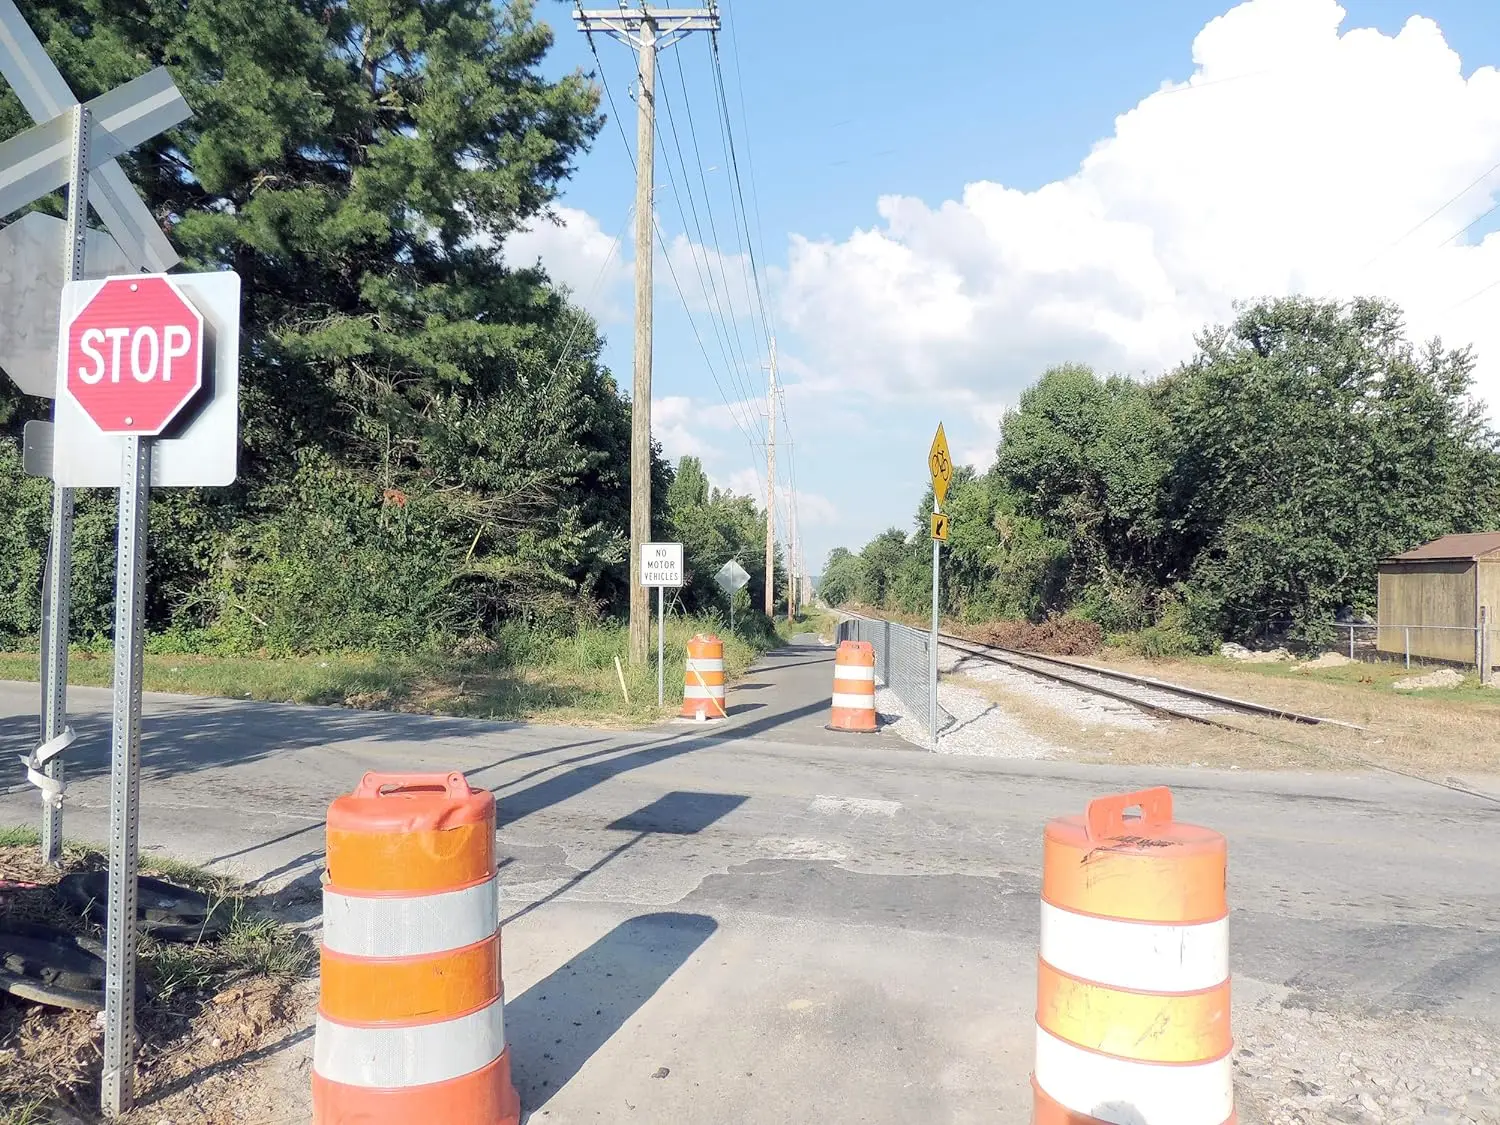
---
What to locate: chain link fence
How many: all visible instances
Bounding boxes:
[836,615,953,733]
[1329,620,1499,680]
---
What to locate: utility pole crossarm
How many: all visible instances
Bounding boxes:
[573,8,720,48]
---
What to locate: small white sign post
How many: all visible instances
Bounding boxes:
[641,542,684,705]
[55,269,240,1117]
[715,558,750,633]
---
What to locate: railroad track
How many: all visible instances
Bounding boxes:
[937,631,1360,731]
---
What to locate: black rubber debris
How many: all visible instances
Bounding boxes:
[0,920,106,1010]
[56,871,230,942]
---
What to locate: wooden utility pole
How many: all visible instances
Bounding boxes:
[764,335,777,618]
[575,3,720,664]
[788,491,798,619]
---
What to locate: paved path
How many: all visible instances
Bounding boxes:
[670,634,903,748]
[1,637,1498,1121]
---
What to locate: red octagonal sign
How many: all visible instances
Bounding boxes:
[63,275,205,436]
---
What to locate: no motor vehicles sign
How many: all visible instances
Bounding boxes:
[62,274,203,435]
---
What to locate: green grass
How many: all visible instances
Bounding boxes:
[777,606,838,644]
[1170,652,1500,704]
[0,615,783,727]
[0,1100,50,1125]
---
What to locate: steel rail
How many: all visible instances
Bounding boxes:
[937,631,1362,730]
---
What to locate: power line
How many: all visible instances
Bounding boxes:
[670,46,765,409]
[719,8,778,340]
[579,13,766,467]
[651,210,768,460]
[656,65,763,421]
[707,30,775,352]
[1324,158,1500,299]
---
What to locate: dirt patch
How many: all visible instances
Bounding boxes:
[0,839,316,1123]
[1395,668,1466,691]
[1296,652,1354,671]
[958,615,1104,656]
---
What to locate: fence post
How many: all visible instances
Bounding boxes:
[1404,626,1410,671]
[1482,607,1493,686]
[1348,624,1354,661]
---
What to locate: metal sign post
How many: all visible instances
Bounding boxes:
[714,558,750,634]
[641,542,685,708]
[37,102,90,863]
[928,424,953,752]
[101,434,149,1116]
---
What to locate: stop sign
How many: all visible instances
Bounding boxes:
[62,275,205,435]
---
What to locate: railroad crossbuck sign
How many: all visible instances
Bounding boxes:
[931,512,950,542]
[63,275,202,434]
[929,422,953,508]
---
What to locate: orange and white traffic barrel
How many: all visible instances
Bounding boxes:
[679,633,727,721]
[827,640,878,733]
[1033,786,1233,1125]
[313,771,519,1125]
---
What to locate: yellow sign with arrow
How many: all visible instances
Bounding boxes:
[930,512,949,542]
[928,423,953,507]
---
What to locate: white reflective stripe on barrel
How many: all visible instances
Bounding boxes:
[323,877,498,958]
[832,664,876,681]
[684,684,726,699]
[831,692,876,710]
[314,996,505,1089]
[1039,901,1228,992]
[685,658,725,672]
[1034,1027,1232,1125]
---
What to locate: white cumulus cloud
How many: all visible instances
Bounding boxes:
[774,0,1500,416]
[504,205,634,324]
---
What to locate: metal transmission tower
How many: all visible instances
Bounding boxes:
[574,3,719,664]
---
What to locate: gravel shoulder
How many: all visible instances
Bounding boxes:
[871,642,1500,782]
[1235,985,1500,1124]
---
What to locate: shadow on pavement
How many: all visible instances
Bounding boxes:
[0,700,534,788]
[508,911,718,1117]
[503,791,746,927]
[494,698,828,829]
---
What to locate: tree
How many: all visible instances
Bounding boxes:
[858,528,913,607]
[1165,296,1500,640]
[820,296,1500,646]
[993,364,1172,630]
[0,0,645,648]
[664,456,776,626]
[818,547,863,607]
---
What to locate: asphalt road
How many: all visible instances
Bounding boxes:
[2,636,1498,1121]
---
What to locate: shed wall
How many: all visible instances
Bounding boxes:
[1376,561,1477,664]
[1481,559,1500,670]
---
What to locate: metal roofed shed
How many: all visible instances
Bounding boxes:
[1377,533,1500,669]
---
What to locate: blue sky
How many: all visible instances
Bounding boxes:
[513,0,1500,577]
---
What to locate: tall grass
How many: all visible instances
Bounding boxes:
[0,613,785,726]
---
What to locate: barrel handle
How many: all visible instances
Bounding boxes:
[353,771,470,800]
[1085,786,1173,842]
